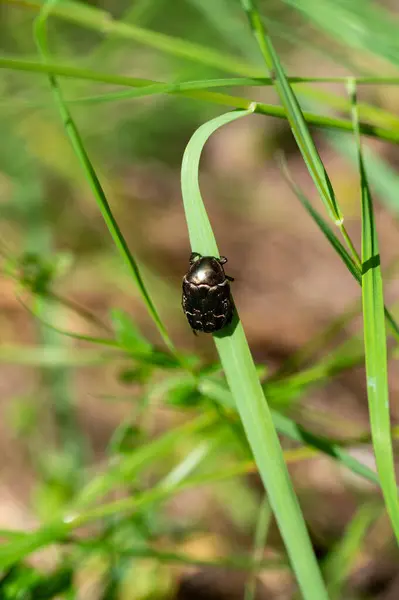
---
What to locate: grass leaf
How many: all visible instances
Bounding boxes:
[280,161,399,345]
[348,79,399,543]
[32,0,175,354]
[240,0,362,268]
[181,107,329,600]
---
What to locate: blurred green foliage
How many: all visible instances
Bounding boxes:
[1,0,399,598]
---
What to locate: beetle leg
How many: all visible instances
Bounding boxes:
[226,275,234,281]
[191,328,198,336]
[189,252,201,264]
[219,256,228,264]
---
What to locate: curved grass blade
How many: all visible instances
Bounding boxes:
[349,80,399,543]
[32,0,175,354]
[181,107,329,600]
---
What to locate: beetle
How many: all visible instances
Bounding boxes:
[182,252,234,333]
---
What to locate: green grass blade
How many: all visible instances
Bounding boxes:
[244,495,271,600]
[327,131,399,221]
[3,56,399,146]
[241,0,341,223]
[7,0,399,139]
[73,412,215,509]
[282,0,399,72]
[348,80,399,543]
[181,108,329,600]
[32,1,175,354]
[199,378,379,486]
[280,160,360,283]
[0,345,108,367]
[280,162,399,345]
[240,0,362,269]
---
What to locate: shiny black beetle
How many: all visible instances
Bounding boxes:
[182,252,234,333]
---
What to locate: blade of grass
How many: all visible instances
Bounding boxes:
[279,159,399,345]
[0,459,258,569]
[282,0,399,72]
[0,442,377,571]
[3,56,399,145]
[181,106,329,600]
[199,378,379,486]
[72,412,216,509]
[0,345,109,367]
[78,542,285,572]
[17,295,120,349]
[244,495,271,600]
[0,444,316,571]
[348,79,399,543]
[32,1,175,354]
[6,0,399,137]
[327,131,399,220]
[19,295,181,368]
[241,0,361,269]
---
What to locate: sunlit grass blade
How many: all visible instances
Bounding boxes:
[279,159,360,282]
[181,107,329,600]
[282,0,399,72]
[13,0,263,77]
[3,56,399,146]
[280,160,399,344]
[349,79,399,543]
[6,0,399,140]
[240,0,362,269]
[32,1,175,354]
[0,345,108,367]
[244,495,271,600]
[17,295,120,348]
[241,0,340,221]
[327,132,399,219]
[0,439,378,573]
[80,543,285,572]
[72,412,215,509]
